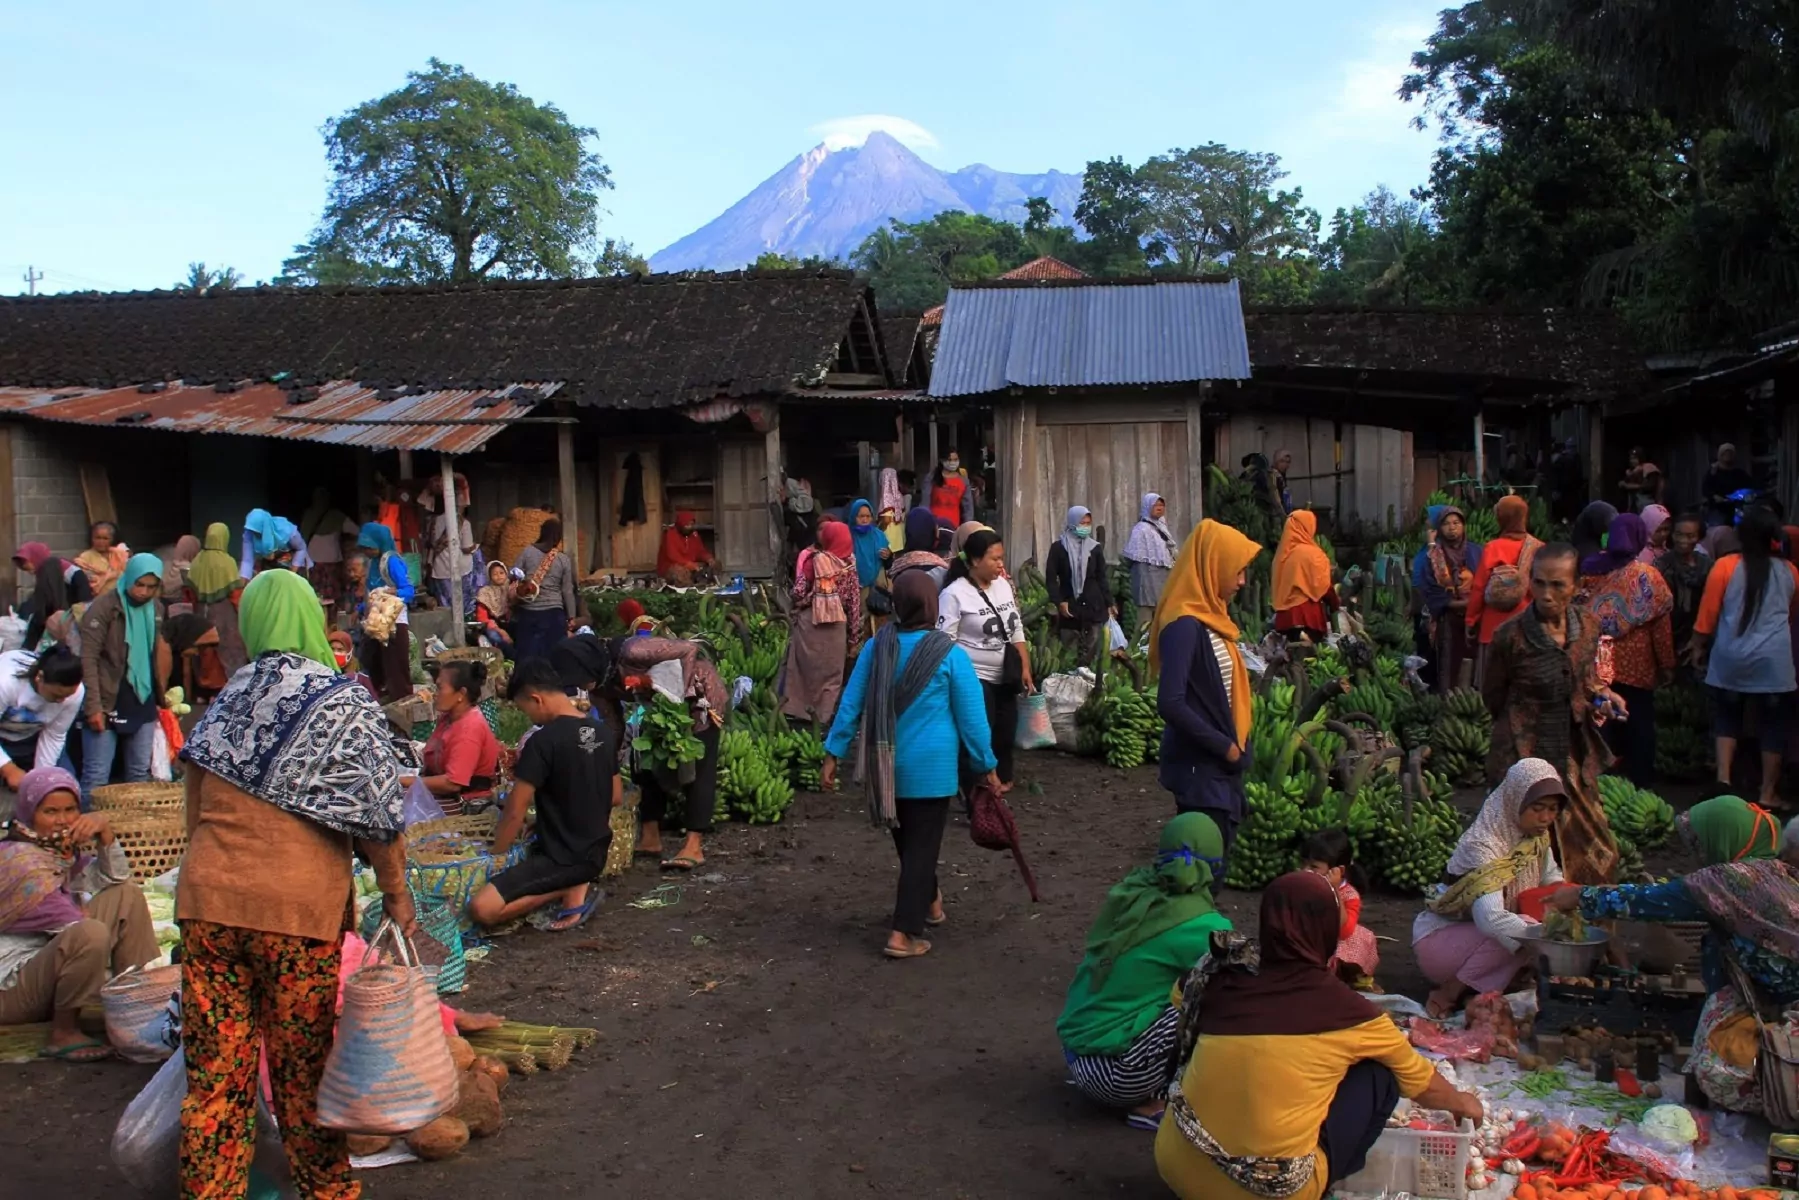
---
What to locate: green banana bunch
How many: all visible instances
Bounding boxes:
[1225,776,1307,890]
[1597,775,1677,849]
[1653,681,1712,781]
[716,727,796,823]
[1338,683,1396,731]
[1428,687,1492,787]
[1092,666,1161,769]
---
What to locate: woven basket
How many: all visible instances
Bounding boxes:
[496,508,556,573]
[109,810,189,882]
[605,790,640,878]
[92,782,184,813]
[407,812,529,929]
[100,963,181,1063]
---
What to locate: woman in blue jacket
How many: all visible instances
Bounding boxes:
[824,570,998,960]
[1150,519,1263,878]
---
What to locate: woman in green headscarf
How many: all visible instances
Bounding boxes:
[76,552,168,805]
[1058,812,1233,1130]
[189,522,248,674]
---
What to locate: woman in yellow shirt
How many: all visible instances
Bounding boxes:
[1156,872,1483,1200]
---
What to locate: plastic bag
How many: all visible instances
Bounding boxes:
[1407,1018,1496,1063]
[1105,617,1127,654]
[112,1048,297,1199]
[149,722,173,782]
[402,778,445,827]
[1042,671,1095,753]
[1015,693,1055,750]
[0,609,26,654]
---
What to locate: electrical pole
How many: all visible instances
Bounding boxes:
[22,267,42,295]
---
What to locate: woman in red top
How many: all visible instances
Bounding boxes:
[1580,512,1675,786]
[409,659,501,816]
[928,451,969,527]
[1465,495,1536,662]
[657,511,715,585]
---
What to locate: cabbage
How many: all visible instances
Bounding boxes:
[1639,1105,1699,1146]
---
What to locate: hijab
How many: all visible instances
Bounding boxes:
[1271,510,1332,609]
[856,570,956,828]
[1581,511,1647,577]
[243,508,297,560]
[1123,493,1178,569]
[357,522,397,557]
[878,467,906,517]
[817,519,853,564]
[1059,506,1098,595]
[848,499,884,587]
[1496,494,1531,537]
[1150,519,1261,743]
[1683,795,1781,866]
[0,767,88,934]
[12,542,52,573]
[552,634,616,691]
[189,523,241,603]
[1572,501,1619,559]
[239,568,336,669]
[477,561,511,620]
[1429,758,1563,916]
[118,552,164,704]
[1082,813,1223,988]
[1639,505,1671,563]
[1193,872,1381,1037]
[902,507,939,554]
[892,567,940,631]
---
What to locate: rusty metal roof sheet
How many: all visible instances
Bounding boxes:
[0,380,559,454]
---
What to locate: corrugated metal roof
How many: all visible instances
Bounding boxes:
[0,380,559,454]
[927,279,1250,397]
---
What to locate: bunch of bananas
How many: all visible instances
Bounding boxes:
[1307,644,1347,690]
[1598,775,1677,849]
[1428,687,1492,786]
[1462,506,1500,544]
[1110,560,1138,640]
[718,616,787,685]
[1614,832,1648,883]
[634,693,705,772]
[1653,681,1712,781]
[1394,693,1445,753]
[1090,667,1162,769]
[1225,776,1307,889]
[773,726,827,792]
[1248,681,1298,786]
[1337,683,1397,731]
[717,727,796,824]
[1345,771,1465,894]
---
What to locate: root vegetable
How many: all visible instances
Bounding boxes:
[346,1135,392,1156]
[447,1035,476,1071]
[453,1068,504,1139]
[473,1054,510,1094]
[406,1117,469,1161]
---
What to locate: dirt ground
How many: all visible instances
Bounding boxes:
[0,755,1707,1200]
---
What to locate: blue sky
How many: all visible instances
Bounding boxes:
[0,0,1449,294]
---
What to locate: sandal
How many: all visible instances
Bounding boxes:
[1125,1110,1165,1132]
[882,938,932,960]
[40,1038,113,1063]
[547,892,599,931]
[661,855,702,872]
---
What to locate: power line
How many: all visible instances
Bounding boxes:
[21,266,42,295]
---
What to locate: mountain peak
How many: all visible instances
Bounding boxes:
[652,143,1082,272]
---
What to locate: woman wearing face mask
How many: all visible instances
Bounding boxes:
[77,554,169,805]
[928,450,971,528]
[1045,507,1115,662]
[1480,543,1623,885]
[0,648,84,791]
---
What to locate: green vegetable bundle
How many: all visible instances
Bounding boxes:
[634,693,704,772]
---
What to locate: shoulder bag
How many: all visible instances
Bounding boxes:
[972,582,1025,690]
[512,546,559,603]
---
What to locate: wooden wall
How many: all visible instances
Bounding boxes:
[1213,415,1415,534]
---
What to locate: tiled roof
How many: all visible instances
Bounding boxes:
[0,380,557,454]
[0,270,876,411]
[880,315,923,385]
[928,278,1251,397]
[999,256,1088,281]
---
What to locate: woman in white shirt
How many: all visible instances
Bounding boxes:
[1412,757,1566,1018]
[938,528,1033,791]
[0,647,85,791]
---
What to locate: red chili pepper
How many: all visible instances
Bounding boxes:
[1615,1068,1641,1097]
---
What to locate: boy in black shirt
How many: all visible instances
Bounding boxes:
[468,659,620,932]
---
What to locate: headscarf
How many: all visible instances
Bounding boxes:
[12,542,52,573]
[1639,505,1671,563]
[847,499,884,587]
[1683,858,1799,965]
[1058,506,1098,596]
[167,535,200,570]
[357,522,397,557]
[1683,795,1781,866]
[181,571,403,843]
[188,523,241,603]
[551,634,616,691]
[239,568,337,670]
[1192,872,1381,1037]
[902,507,939,554]
[1082,813,1222,988]
[855,570,957,829]
[1572,501,1619,559]
[934,519,956,557]
[816,519,853,565]
[1581,512,1648,577]
[1428,757,1563,917]
[1122,493,1178,570]
[1271,510,1332,609]
[117,551,163,703]
[1428,504,1474,598]
[243,508,298,562]
[1150,519,1261,744]
[878,467,905,517]
[1496,494,1531,537]
[476,561,511,621]
[0,767,88,934]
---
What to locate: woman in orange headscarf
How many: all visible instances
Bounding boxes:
[1271,510,1338,643]
[1465,495,1539,660]
[656,511,716,585]
[1151,520,1262,876]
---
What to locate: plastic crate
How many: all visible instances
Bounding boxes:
[1337,1119,1476,1200]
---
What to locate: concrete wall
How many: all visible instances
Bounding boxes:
[11,420,89,563]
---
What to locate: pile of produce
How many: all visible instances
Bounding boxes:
[1081,662,1163,769]
[1017,562,1083,677]
[1429,687,1493,787]
[1227,776,1311,889]
[1653,680,1711,781]
[1598,777,1677,850]
[633,693,706,774]
[1344,767,1464,894]
[715,728,795,824]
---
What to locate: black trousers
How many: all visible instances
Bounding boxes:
[959,678,1018,788]
[1320,1060,1402,1185]
[639,722,720,835]
[890,796,951,936]
[1603,683,1657,787]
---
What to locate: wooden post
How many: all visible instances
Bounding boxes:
[1185,388,1207,526]
[557,422,579,579]
[439,454,465,647]
[595,437,614,574]
[928,418,939,472]
[764,408,785,568]
[1473,410,1486,490]
[397,449,414,481]
[1586,404,1605,504]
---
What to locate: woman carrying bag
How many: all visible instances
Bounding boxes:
[939,527,1033,792]
[176,569,413,1198]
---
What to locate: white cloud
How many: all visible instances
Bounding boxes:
[809,115,940,153]
[1316,22,1431,139]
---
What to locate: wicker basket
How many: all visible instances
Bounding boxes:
[605,790,640,878]
[495,508,556,574]
[109,810,189,882]
[407,811,530,929]
[91,782,185,813]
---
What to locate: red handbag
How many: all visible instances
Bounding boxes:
[966,780,1041,902]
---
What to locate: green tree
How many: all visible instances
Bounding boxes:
[1136,144,1318,274]
[1313,188,1441,305]
[852,212,1029,310]
[1021,196,1082,261]
[178,262,243,293]
[279,59,611,285]
[1072,157,1157,275]
[750,251,840,270]
[595,239,649,276]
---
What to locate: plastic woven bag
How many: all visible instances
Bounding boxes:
[112,1048,296,1199]
[315,919,458,1134]
[358,875,467,995]
[101,963,181,1063]
[1014,693,1055,750]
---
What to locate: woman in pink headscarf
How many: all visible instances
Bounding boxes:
[1638,504,1672,564]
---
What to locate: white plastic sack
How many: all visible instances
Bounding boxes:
[1105,617,1128,654]
[1042,670,1095,753]
[649,659,686,704]
[112,1048,297,1199]
[0,609,26,654]
[149,723,173,782]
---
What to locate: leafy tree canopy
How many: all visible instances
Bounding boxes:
[177,262,243,293]
[279,59,611,286]
[852,212,1029,310]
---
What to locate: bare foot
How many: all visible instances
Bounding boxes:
[883,933,931,959]
[1425,982,1466,1020]
[452,1009,506,1033]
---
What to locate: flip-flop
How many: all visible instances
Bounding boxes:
[547,893,599,932]
[1125,1110,1164,1132]
[882,939,932,960]
[926,911,947,927]
[40,1038,112,1063]
[661,855,702,872]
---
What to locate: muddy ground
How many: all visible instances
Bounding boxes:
[0,755,1705,1200]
